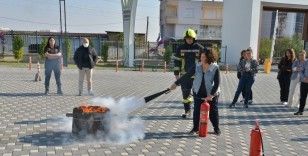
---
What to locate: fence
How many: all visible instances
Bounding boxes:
[101,41,164,61]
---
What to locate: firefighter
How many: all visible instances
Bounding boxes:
[173,28,203,118]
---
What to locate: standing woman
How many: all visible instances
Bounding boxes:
[277,49,295,105]
[237,50,252,103]
[44,37,63,95]
[287,50,306,107]
[229,48,258,108]
[170,48,221,135]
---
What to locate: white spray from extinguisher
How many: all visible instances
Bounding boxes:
[89,97,146,144]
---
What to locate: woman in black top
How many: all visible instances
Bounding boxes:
[277,49,295,105]
[44,37,63,95]
[170,48,221,135]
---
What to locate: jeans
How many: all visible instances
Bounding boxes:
[45,59,61,91]
[232,73,254,105]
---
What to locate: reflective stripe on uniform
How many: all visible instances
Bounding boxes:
[172,56,182,61]
[182,96,193,104]
[181,58,185,73]
[180,49,200,53]
[173,67,180,70]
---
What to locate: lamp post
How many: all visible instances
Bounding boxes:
[59,0,68,66]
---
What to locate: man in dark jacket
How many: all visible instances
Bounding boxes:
[173,28,203,118]
[73,38,98,96]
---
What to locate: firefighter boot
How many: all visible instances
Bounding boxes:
[181,96,193,118]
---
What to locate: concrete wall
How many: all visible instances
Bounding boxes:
[221,0,256,65]
[222,0,308,65]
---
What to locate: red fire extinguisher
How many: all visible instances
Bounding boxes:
[199,101,210,137]
[249,120,265,156]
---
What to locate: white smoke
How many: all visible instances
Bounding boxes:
[51,97,145,145]
[89,97,145,144]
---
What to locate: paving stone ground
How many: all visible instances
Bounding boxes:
[0,67,308,156]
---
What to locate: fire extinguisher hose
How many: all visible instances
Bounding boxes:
[259,127,265,156]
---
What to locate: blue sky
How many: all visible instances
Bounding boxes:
[0,0,160,41]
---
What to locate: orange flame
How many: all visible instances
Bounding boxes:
[79,104,109,113]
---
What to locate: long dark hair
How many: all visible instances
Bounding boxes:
[285,48,295,62]
[240,50,246,60]
[44,37,57,52]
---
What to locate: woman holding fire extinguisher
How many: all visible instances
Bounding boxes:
[170,48,221,135]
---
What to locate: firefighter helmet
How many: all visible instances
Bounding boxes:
[184,28,197,39]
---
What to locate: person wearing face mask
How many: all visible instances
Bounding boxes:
[44,37,63,95]
[173,28,204,118]
[73,38,98,96]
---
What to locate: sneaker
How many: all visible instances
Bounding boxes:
[214,129,221,136]
[44,89,49,95]
[229,103,235,108]
[188,129,198,135]
[88,90,94,96]
[248,100,253,105]
[294,111,303,115]
[57,90,63,95]
[283,102,288,106]
[244,103,248,108]
[182,110,191,118]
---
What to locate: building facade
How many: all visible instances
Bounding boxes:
[160,0,305,42]
[261,11,305,38]
[160,0,223,41]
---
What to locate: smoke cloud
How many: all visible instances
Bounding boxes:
[55,97,146,145]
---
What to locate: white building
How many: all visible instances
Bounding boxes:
[221,0,308,65]
[160,0,223,40]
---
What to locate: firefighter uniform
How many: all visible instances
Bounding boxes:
[173,29,203,118]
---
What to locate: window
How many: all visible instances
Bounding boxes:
[199,25,222,39]
[204,8,214,19]
[184,8,194,18]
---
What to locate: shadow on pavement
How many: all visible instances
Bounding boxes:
[147,106,183,110]
[18,131,73,146]
[290,135,308,142]
[141,115,185,121]
[0,92,45,97]
[144,132,196,140]
[14,117,65,125]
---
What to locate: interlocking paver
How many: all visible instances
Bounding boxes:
[1,67,308,155]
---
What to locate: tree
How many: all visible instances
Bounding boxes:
[101,43,109,62]
[291,34,304,55]
[164,44,172,64]
[64,37,72,60]
[212,44,221,62]
[0,31,6,58]
[259,38,272,60]
[12,35,24,63]
[38,37,48,59]
[89,37,95,48]
[274,35,304,57]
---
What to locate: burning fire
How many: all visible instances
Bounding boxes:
[79,105,109,113]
